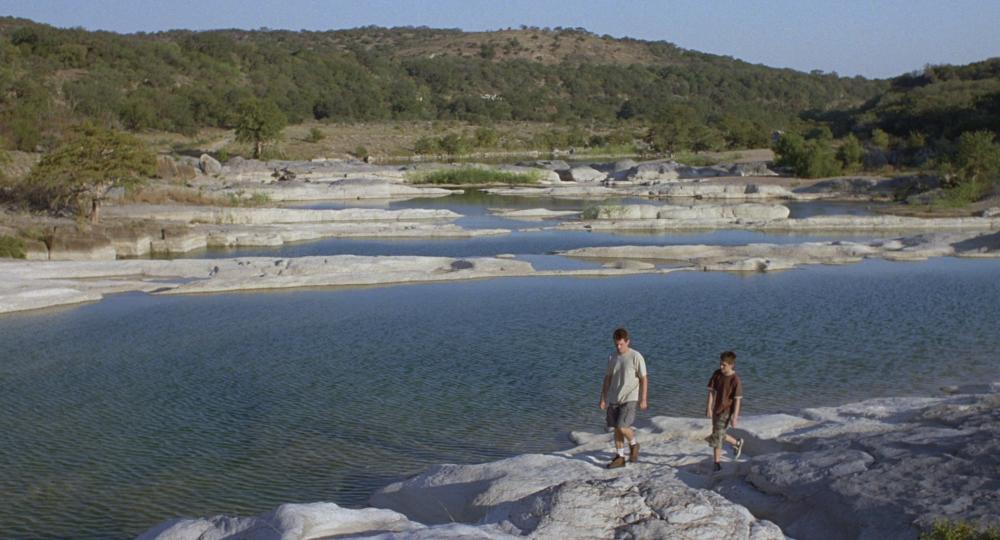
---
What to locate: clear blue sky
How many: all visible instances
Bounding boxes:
[1,0,998,79]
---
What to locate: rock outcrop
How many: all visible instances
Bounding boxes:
[138,384,1000,540]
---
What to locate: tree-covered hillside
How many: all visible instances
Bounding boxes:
[0,17,885,151]
[848,59,1000,141]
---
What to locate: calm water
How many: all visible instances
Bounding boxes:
[187,193,886,261]
[2,257,1000,539]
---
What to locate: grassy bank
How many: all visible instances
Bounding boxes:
[408,167,542,185]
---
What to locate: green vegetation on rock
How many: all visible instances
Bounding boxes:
[408,168,541,185]
[920,520,1000,540]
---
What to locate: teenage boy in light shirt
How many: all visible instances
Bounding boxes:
[599,327,648,469]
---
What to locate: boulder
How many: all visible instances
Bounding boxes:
[199,154,223,176]
[982,207,1000,218]
[629,161,682,183]
[567,166,607,183]
[730,162,777,177]
[612,159,639,173]
[156,156,197,182]
[793,177,879,195]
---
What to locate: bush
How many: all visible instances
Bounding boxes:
[305,127,325,143]
[774,132,842,178]
[409,168,540,185]
[353,145,369,160]
[871,128,891,151]
[0,235,26,259]
[836,134,864,170]
[413,136,440,155]
[919,520,1000,540]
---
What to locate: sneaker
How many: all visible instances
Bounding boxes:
[713,461,722,472]
[628,442,640,463]
[607,456,626,469]
[734,438,744,460]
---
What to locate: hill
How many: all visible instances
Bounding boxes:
[0,17,886,152]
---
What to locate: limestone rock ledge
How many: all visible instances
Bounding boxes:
[137,384,1000,539]
[0,255,666,314]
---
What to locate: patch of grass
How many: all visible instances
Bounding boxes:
[920,520,1000,540]
[408,168,541,185]
[0,235,26,259]
[673,152,719,167]
[575,143,640,156]
[934,180,991,208]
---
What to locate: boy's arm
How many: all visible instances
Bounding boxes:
[599,374,611,409]
[638,376,648,410]
[705,389,714,418]
[732,397,742,427]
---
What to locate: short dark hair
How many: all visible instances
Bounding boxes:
[613,327,629,341]
[720,351,737,365]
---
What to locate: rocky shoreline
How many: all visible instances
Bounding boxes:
[137,382,1000,539]
[2,228,998,314]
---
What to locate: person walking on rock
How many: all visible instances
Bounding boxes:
[599,327,648,469]
[707,351,744,472]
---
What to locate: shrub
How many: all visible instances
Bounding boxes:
[0,235,26,259]
[305,127,325,143]
[413,136,440,155]
[774,132,842,178]
[871,128,891,151]
[836,134,865,170]
[353,145,370,160]
[919,520,1000,540]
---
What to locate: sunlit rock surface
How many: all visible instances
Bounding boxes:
[138,384,1000,539]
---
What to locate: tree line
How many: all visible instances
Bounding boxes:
[0,17,884,153]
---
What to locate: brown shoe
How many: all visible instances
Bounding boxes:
[607,456,626,469]
[629,442,640,463]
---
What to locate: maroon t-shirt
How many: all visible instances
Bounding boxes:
[707,369,743,416]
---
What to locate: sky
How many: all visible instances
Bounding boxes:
[1,0,998,79]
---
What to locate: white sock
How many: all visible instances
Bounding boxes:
[628,438,637,446]
[616,448,626,457]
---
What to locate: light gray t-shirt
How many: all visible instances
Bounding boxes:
[605,349,647,404]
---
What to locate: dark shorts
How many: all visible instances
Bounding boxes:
[606,401,637,429]
[707,411,732,449]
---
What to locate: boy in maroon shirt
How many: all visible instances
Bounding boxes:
[706,351,744,471]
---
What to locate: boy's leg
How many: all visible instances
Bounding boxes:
[709,412,729,470]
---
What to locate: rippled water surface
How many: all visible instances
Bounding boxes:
[2,194,996,539]
[2,257,999,539]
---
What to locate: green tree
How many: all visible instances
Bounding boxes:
[234,99,286,159]
[836,134,864,170]
[23,124,155,222]
[871,128,891,151]
[646,106,698,154]
[774,132,842,178]
[953,130,1000,188]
